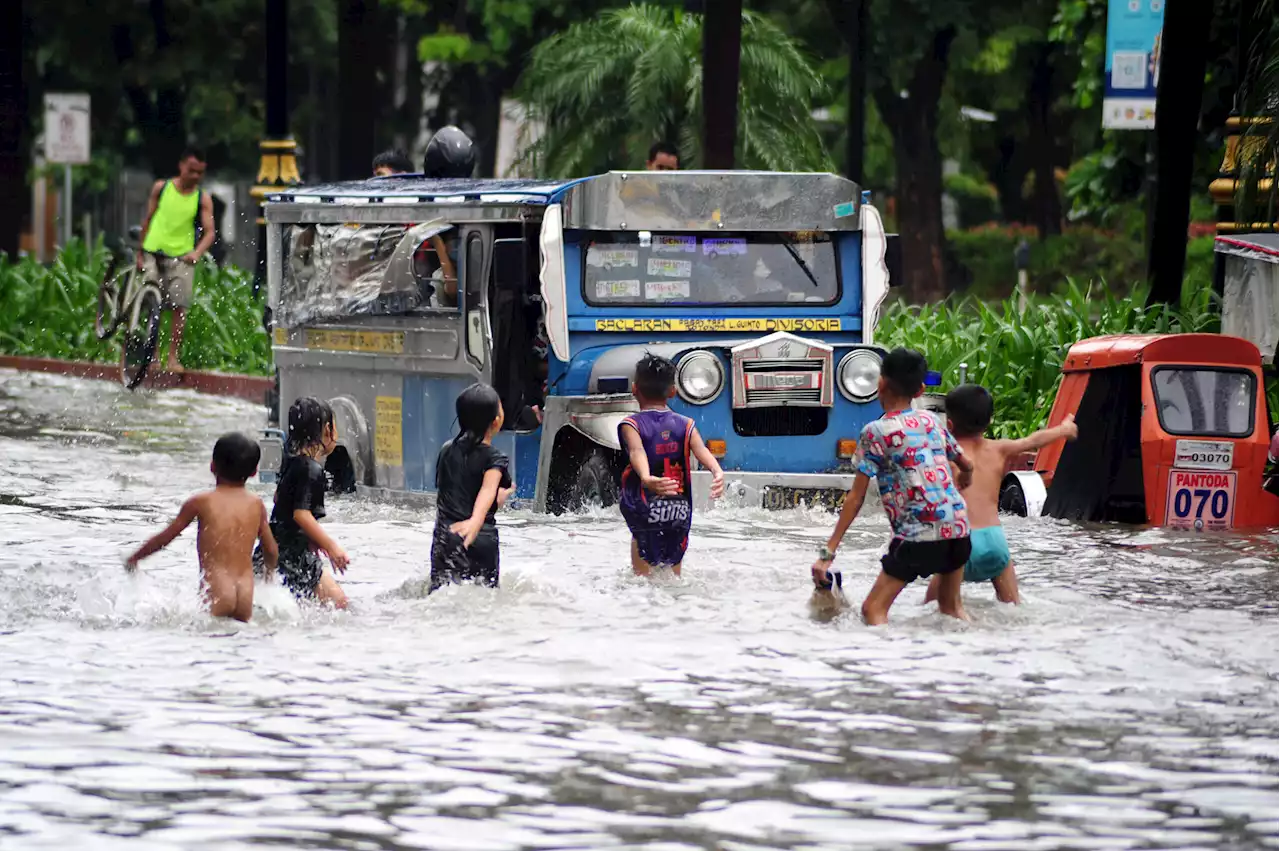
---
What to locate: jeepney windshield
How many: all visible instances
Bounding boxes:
[1152,367,1255,437]
[582,231,839,306]
[277,221,458,327]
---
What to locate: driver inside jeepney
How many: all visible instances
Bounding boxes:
[370,153,459,309]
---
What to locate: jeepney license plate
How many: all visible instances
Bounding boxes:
[762,486,846,511]
[1165,470,1236,531]
[1174,439,1234,471]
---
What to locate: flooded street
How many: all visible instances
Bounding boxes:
[0,368,1276,851]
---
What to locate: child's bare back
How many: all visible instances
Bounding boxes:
[127,434,277,623]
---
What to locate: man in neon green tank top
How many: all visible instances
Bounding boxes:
[138,146,216,374]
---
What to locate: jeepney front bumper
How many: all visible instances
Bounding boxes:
[690,469,859,512]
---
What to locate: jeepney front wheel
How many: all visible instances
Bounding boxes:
[548,434,621,515]
[998,477,1029,517]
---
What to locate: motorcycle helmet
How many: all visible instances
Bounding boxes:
[423,126,476,178]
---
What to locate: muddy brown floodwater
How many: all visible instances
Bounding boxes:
[0,369,1276,850]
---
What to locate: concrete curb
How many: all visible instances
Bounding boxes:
[0,355,273,405]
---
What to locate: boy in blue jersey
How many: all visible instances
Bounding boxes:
[810,348,975,625]
[618,354,725,576]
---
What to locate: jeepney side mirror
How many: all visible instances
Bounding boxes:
[885,234,903,287]
[492,238,525,294]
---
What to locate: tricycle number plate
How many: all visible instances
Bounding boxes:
[761,486,845,511]
[1165,470,1236,531]
[1174,440,1234,471]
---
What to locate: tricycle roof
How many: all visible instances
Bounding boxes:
[264,170,864,233]
[1062,333,1262,372]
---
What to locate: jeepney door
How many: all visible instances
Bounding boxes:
[461,226,494,380]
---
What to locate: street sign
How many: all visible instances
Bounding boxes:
[44,93,91,164]
[1102,0,1165,129]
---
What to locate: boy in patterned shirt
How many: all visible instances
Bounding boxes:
[810,348,974,625]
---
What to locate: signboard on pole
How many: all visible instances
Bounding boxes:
[1102,0,1165,129]
[44,93,92,164]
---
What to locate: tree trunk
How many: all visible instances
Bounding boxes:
[1147,0,1214,305]
[0,0,24,259]
[987,133,1030,223]
[875,26,956,304]
[338,0,379,179]
[1027,45,1062,237]
[701,0,742,169]
[822,0,867,182]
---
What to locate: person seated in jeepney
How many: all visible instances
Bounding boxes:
[368,150,459,310]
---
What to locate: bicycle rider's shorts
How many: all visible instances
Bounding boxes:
[142,254,195,309]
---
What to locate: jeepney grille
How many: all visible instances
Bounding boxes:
[742,358,825,406]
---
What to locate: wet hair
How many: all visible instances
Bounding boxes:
[372,148,414,175]
[212,432,261,483]
[287,396,335,454]
[945,384,994,438]
[648,141,679,163]
[881,348,928,398]
[635,352,677,402]
[180,145,206,163]
[456,383,502,444]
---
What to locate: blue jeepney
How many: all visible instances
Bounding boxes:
[260,171,898,512]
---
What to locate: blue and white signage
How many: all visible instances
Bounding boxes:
[1103,0,1165,129]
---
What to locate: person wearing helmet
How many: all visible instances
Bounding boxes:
[422,126,477,178]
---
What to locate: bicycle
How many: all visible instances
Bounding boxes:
[95,236,180,389]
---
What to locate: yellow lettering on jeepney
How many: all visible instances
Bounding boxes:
[593,318,842,333]
[374,396,404,467]
[304,329,406,354]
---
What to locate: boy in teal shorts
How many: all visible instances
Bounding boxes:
[926,384,1078,605]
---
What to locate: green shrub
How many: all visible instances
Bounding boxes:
[944,171,1000,229]
[0,239,272,376]
[879,280,1223,437]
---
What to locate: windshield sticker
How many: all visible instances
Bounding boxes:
[595,318,842,333]
[645,280,691,301]
[833,201,857,218]
[588,249,638,270]
[654,235,697,253]
[596,279,641,299]
[702,238,747,257]
[647,257,692,278]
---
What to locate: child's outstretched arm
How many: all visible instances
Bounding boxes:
[1002,413,1078,456]
[126,497,200,570]
[259,502,279,577]
[293,510,349,572]
[620,422,679,497]
[810,473,872,585]
[450,468,505,547]
[688,427,725,499]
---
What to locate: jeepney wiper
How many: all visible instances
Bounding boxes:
[780,236,820,288]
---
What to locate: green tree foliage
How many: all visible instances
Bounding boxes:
[516,4,833,176]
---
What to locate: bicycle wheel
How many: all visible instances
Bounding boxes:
[120,289,162,390]
[95,258,128,340]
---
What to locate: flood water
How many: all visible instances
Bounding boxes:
[0,368,1276,851]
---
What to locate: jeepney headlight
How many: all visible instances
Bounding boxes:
[676,351,724,405]
[839,350,882,403]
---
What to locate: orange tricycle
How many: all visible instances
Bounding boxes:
[1000,333,1278,530]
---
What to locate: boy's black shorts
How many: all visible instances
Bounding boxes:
[882,537,972,584]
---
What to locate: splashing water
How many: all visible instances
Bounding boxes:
[0,368,1276,850]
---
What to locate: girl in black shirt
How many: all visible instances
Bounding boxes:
[431,384,514,592]
[257,397,352,607]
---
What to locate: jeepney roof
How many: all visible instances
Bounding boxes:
[1062,334,1262,372]
[265,175,586,205]
[264,170,865,233]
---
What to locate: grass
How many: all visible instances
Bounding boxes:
[0,239,271,376]
[876,280,1248,437]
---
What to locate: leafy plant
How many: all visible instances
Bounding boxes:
[0,240,271,376]
[879,280,1226,437]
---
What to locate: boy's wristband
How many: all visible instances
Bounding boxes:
[817,545,837,562]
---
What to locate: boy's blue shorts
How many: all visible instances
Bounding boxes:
[964,526,1011,582]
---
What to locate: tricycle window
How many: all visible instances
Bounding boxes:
[1152,367,1255,438]
[278,221,460,327]
[582,231,839,307]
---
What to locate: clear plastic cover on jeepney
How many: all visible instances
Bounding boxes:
[277,220,459,327]
[1215,233,1278,365]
